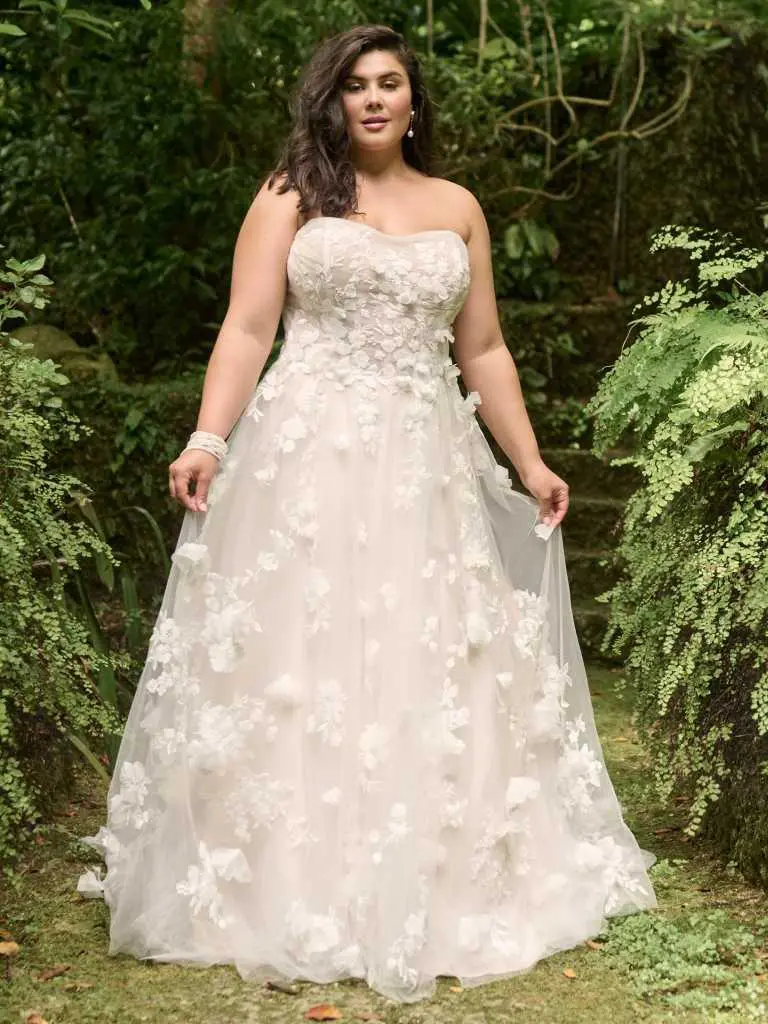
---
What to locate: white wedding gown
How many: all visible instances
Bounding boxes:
[78,216,657,1003]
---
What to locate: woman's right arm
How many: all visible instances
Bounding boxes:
[169,176,299,513]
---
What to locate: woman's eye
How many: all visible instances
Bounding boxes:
[344,81,399,91]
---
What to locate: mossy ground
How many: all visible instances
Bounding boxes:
[2,667,767,1024]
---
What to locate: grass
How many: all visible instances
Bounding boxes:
[2,666,768,1024]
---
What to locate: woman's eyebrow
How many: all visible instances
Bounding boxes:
[344,70,405,81]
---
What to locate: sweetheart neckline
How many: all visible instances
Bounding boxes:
[293,216,469,254]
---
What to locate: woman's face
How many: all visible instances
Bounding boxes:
[340,49,413,152]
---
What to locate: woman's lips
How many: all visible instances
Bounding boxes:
[362,119,389,131]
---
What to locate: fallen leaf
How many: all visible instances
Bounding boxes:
[34,835,46,845]
[653,827,679,835]
[756,973,767,982]
[63,980,95,992]
[38,963,71,982]
[613,736,629,742]
[0,941,19,956]
[25,1015,50,1024]
[0,929,12,941]
[585,939,604,950]
[265,978,300,995]
[450,985,463,992]
[305,1005,343,1021]
[563,967,577,979]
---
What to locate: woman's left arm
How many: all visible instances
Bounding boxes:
[452,189,569,528]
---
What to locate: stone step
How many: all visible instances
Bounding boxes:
[565,547,620,599]
[498,297,631,398]
[561,494,626,551]
[539,447,641,501]
[572,598,618,664]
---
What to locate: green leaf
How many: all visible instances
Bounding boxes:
[76,497,115,591]
[121,504,171,573]
[0,22,27,37]
[481,37,506,60]
[124,407,144,430]
[22,254,46,272]
[65,730,111,786]
[504,224,525,261]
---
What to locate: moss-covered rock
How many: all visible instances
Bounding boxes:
[12,324,119,382]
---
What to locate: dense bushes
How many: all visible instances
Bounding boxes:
[4,0,741,377]
[588,226,768,884]
[0,254,123,873]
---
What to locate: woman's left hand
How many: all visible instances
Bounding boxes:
[521,460,570,528]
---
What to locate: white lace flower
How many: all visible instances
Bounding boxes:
[256,551,279,572]
[510,589,548,658]
[203,599,253,673]
[463,390,482,414]
[359,722,390,771]
[188,698,264,773]
[558,738,604,813]
[146,612,185,668]
[386,803,412,843]
[466,610,492,647]
[254,461,278,484]
[494,464,514,492]
[109,762,150,830]
[505,775,541,810]
[420,615,439,651]
[304,568,331,635]
[364,638,380,665]
[379,582,399,610]
[421,709,467,759]
[264,673,303,709]
[278,414,308,453]
[176,842,252,929]
[285,900,342,956]
[171,542,209,576]
[305,679,346,746]
[225,773,293,841]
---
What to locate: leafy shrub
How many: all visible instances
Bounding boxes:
[602,896,767,1015]
[0,251,123,876]
[587,226,768,883]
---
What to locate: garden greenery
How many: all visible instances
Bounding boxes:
[587,226,768,881]
[0,251,123,875]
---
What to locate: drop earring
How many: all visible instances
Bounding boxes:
[407,109,415,138]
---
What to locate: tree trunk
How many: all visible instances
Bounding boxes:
[182,0,229,92]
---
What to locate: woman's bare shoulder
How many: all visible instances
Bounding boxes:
[420,176,483,236]
[243,171,302,232]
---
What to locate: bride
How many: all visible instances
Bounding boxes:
[78,22,657,1004]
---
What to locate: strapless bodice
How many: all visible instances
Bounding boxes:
[273,217,471,394]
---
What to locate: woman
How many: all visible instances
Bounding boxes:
[79,23,657,1005]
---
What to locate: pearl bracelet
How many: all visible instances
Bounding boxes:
[184,430,229,461]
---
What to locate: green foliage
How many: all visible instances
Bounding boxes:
[59,370,204,566]
[602,869,768,1016]
[0,250,125,875]
[587,226,768,879]
[3,0,742,377]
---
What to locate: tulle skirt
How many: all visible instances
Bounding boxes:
[78,361,657,1003]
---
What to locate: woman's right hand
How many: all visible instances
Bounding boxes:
[168,448,220,514]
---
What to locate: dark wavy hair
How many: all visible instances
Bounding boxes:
[267,25,434,219]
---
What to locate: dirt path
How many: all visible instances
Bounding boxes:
[3,667,767,1024]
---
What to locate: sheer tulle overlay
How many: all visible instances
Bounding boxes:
[78,217,657,1003]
